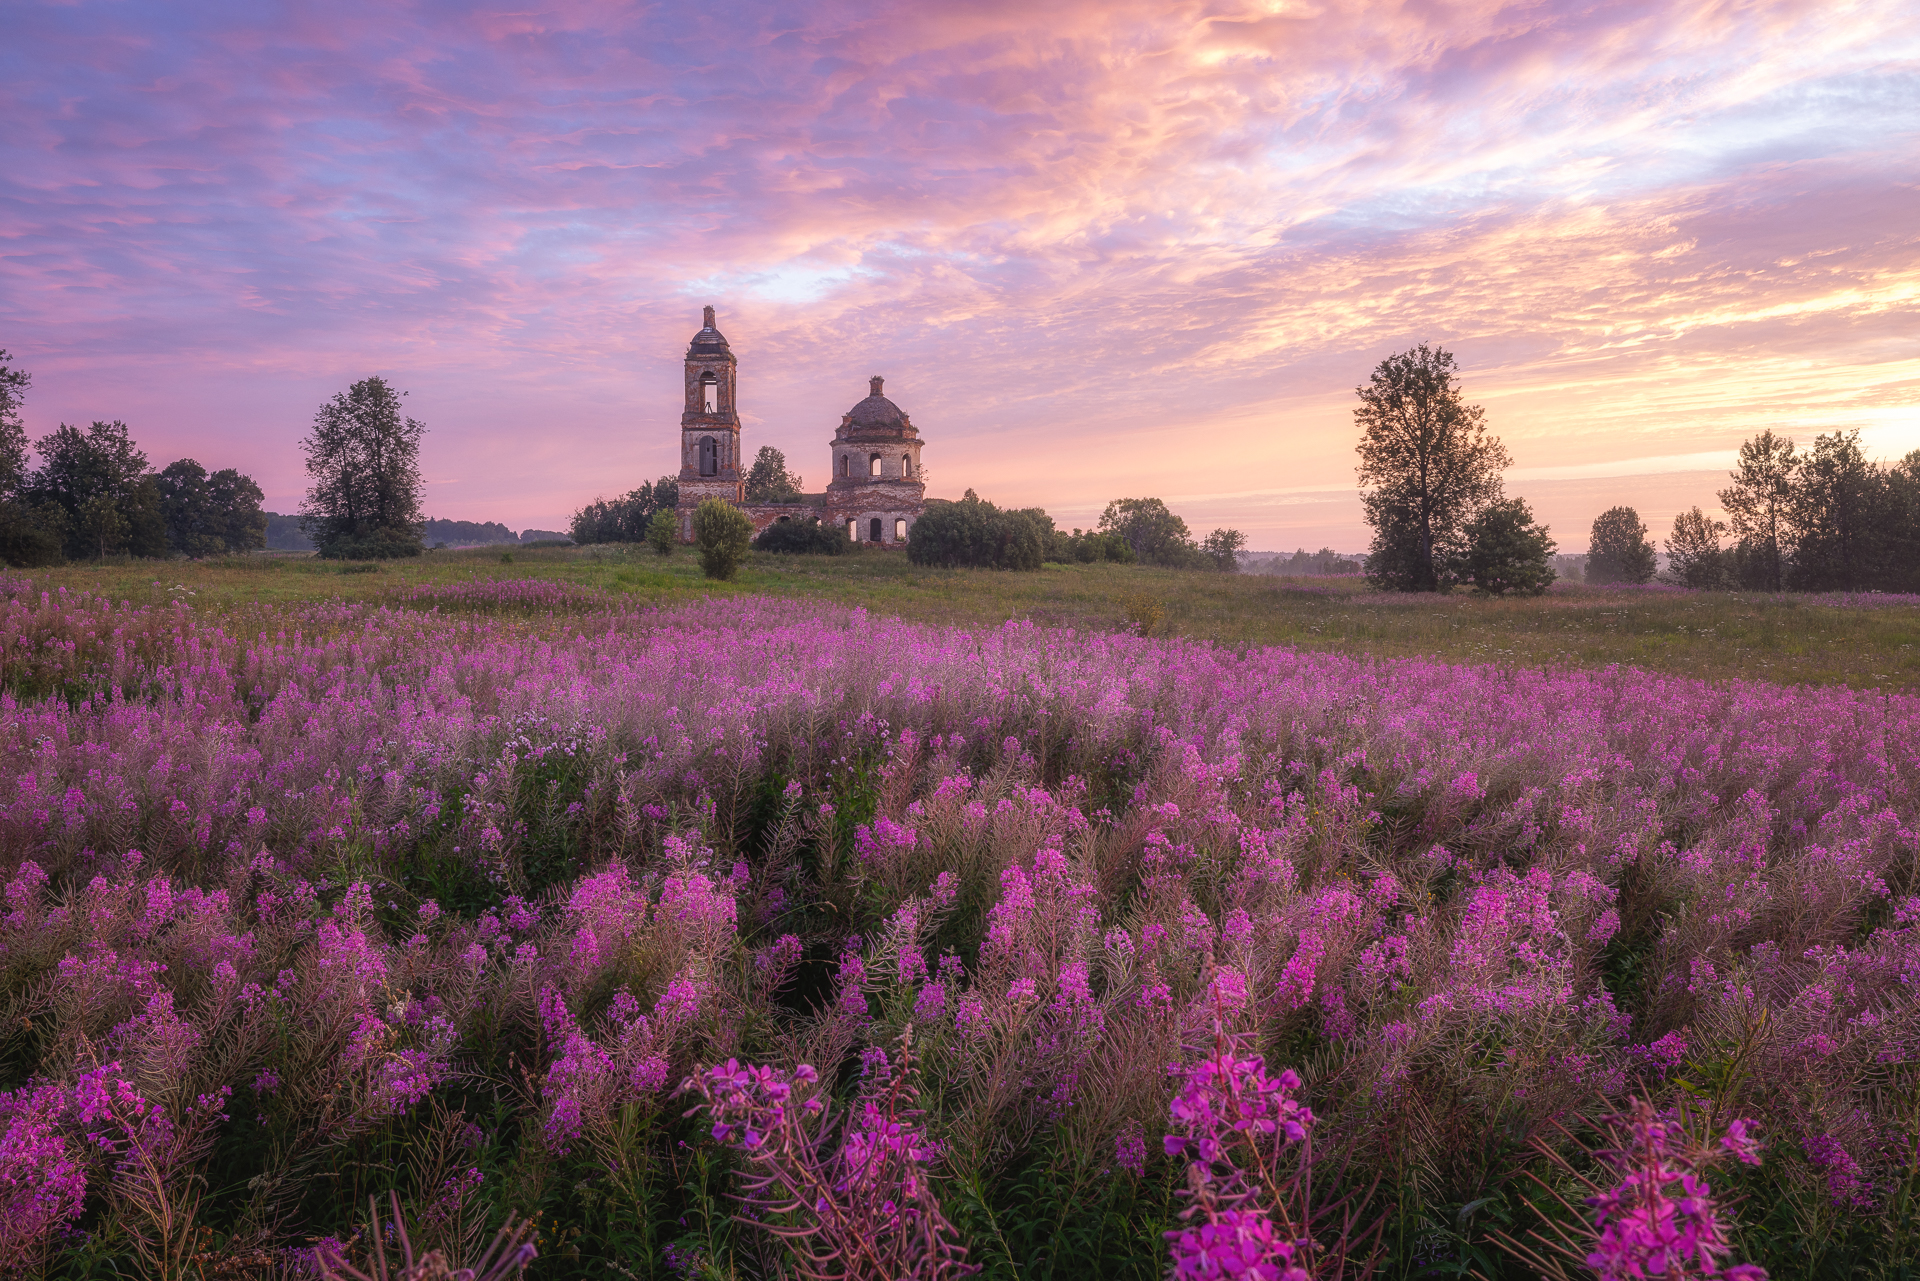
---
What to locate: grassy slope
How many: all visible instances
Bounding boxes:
[22,543,1920,691]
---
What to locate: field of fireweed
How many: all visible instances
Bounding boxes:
[0,580,1914,1280]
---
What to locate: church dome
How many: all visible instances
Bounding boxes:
[846,376,910,435]
[687,305,732,358]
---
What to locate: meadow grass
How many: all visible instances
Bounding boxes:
[32,543,1919,691]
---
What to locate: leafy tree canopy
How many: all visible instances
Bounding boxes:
[1586,506,1656,586]
[1460,497,1555,596]
[299,377,425,556]
[1354,345,1509,592]
[1097,497,1196,566]
[745,447,804,503]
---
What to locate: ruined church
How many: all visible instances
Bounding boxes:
[673,306,926,545]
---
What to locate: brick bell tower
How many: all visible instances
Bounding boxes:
[674,305,743,539]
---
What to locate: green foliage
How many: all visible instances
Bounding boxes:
[1788,428,1880,591]
[572,476,679,545]
[753,517,848,555]
[1355,345,1511,592]
[1718,429,1798,593]
[318,526,425,560]
[1098,497,1198,566]
[745,446,805,502]
[76,493,128,561]
[25,419,152,560]
[1586,506,1656,585]
[0,350,32,500]
[154,459,268,557]
[693,497,753,580]
[1262,547,1360,576]
[646,506,677,555]
[0,499,66,567]
[299,376,426,554]
[907,492,1046,570]
[1664,506,1730,589]
[1201,526,1247,571]
[1460,497,1555,596]
[1063,529,1134,563]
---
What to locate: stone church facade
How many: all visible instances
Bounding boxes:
[673,307,926,545]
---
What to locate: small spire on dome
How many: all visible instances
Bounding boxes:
[870,375,884,396]
[703,305,716,329]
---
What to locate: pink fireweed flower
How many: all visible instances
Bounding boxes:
[1584,1100,1767,1281]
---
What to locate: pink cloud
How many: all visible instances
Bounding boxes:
[1,0,1914,548]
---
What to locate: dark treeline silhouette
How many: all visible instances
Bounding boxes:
[570,477,679,545]
[0,350,265,565]
[1588,431,1920,592]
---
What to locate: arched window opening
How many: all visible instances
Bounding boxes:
[870,518,882,543]
[699,436,717,476]
[869,454,882,477]
[701,373,718,413]
[847,519,857,540]
[778,515,791,523]
[895,518,907,541]
[839,454,849,478]
[902,454,911,476]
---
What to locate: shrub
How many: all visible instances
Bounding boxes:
[646,507,677,555]
[753,518,848,556]
[1460,497,1555,595]
[693,498,753,580]
[906,494,1045,570]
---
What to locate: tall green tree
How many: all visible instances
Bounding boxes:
[1585,506,1656,585]
[1201,528,1247,572]
[0,350,31,500]
[1664,507,1729,589]
[1354,345,1510,592]
[25,420,157,560]
[1717,430,1797,591]
[0,352,63,566]
[299,377,426,557]
[1097,497,1195,566]
[745,447,804,502]
[1787,430,1881,591]
[155,459,267,556]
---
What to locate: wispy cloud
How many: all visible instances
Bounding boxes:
[1,0,1914,547]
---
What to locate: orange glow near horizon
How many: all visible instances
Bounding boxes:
[1,0,1915,550]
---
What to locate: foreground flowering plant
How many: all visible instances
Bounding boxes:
[1506,1099,1768,1281]
[680,1038,974,1280]
[1162,1001,1375,1281]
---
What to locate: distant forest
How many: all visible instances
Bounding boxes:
[262,514,568,552]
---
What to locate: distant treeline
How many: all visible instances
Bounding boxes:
[1245,547,1364,576]
[1585,429,1920,592]
[265,515,571,552]
[0,355,267,565]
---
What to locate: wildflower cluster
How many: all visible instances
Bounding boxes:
[1584,1101,1768,1281]
[0,587,1909,1273]
[681,1044,973,1280]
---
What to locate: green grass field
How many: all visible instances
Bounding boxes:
[20,542,1920,691]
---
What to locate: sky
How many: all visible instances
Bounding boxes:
[2,0,1916,550]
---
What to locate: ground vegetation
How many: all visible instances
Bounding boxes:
[0,582,1906,1277]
